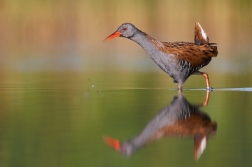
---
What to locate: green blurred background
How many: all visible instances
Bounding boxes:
[1,0,252,72]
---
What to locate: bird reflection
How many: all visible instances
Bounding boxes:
[104,92,217,160]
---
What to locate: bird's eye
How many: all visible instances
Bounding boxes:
[122,28,127,31]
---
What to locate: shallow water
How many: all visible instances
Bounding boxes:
[0,71,252,167]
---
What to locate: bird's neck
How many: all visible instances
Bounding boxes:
[129,30,172,75]
[130,30,162,55]
[120,96,189,156]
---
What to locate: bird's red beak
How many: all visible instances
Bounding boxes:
[104,136,121,151]
[104,31,121,42]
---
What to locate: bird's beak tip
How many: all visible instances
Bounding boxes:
[104,136,121,151]
[103,31,121,42]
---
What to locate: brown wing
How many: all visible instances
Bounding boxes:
[144,33,218,69]
[161,42,218,69]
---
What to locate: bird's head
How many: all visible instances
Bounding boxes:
[104,23,138,41]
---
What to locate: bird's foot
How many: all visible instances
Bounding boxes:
[206,86,213,92]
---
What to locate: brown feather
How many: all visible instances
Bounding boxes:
[146,33,218,69]
[144,22,218,69]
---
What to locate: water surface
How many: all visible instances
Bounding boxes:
[0,71,252,167]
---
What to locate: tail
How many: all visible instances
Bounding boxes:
[104,136,121,151]
[194,135,207,160]
[194,22,209,45]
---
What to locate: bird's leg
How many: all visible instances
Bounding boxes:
[178,83,183,92]
[192,71,213,91]
[202,91,210,107]
[178,88,183,96]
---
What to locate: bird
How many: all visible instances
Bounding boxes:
[104,92,217,160]
[104,22,218,91]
